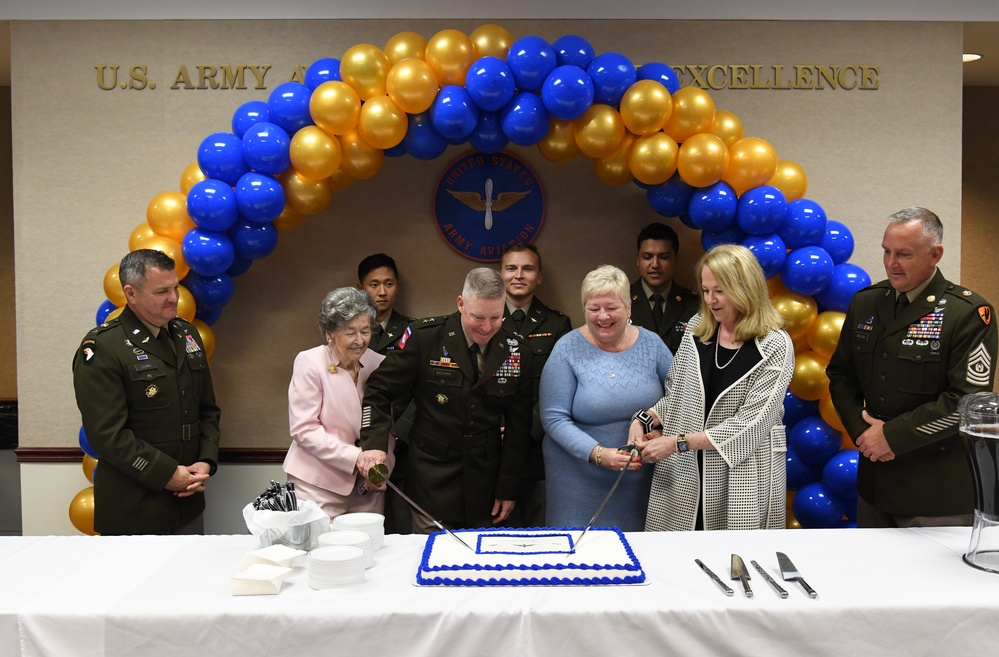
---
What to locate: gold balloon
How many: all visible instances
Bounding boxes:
[385,31,428,65]
[792,332,811,355]
[176,284,196,322]
[106,306,125,322]
[358,95,409,150]
[272,205,304,231]
[146,190,195,243]
[128,222,158,251]
[425,29,476,86]
[620,80,673,136]
[328,168,355,192]
[180,161,206,194]
[339,43,392,100]
[819,393,846,432]
[710,110,744,148]
[841,430,858,450]
[470,24,514,59]
[337,129,385,180]
[767,275,788,299]
[789,350,830,401]
[290,125,342,182]
[594,133,637,186]
[771,290,818,340]
[767,159,809,202]
[807,311,846,359]
[386,58,440,115]
[68,486,97,536]
[193,318,216,359]
[103,263,127,307]
[82,455,97,483]
[279,170,334,216]
[574,104,626,159]
[676,132,729,188]
[538,118,579,163]
[663,87,716,143]
[141,235,189,280]
[628,132,679,185]
[310,81,361,136]
[723,137,779,195]
[786,491,800,529]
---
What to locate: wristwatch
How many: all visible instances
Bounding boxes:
[632,409,657,435]
[675,434,689,453]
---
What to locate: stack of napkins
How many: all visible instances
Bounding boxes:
[231,544,307,596]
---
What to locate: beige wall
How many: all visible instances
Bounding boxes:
[0,86,14,400]
[9,19,965,532]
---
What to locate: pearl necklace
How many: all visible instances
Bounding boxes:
[714,337,743,370]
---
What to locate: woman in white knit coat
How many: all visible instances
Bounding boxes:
[631,244,794,531]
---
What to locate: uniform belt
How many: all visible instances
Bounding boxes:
[133,423,200,441]
[412,423,498,447]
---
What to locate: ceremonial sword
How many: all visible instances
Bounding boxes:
[571,445,640,554]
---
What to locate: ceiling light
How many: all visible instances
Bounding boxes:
[963,53,982,63]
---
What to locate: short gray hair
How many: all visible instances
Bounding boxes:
[318,287,376,337]
[462,267,505,299]
[888,207,943,245]
[580,265,630,308]
[119,249,175,288]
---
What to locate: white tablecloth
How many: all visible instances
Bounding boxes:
[1,527,996,657]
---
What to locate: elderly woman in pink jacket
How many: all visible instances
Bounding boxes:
[283,287,394,521]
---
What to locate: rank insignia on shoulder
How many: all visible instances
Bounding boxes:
[978,305,992,326]
[398,325,412,349]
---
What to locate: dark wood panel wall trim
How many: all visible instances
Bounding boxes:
[14,447,287,464]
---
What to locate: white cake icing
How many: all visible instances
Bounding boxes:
[416,527,645,586]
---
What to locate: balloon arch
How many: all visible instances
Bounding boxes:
[70,25,873,534]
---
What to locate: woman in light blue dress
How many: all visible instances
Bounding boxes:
[541,265,672,531]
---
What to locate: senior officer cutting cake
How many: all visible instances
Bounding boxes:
[357,268,535,532]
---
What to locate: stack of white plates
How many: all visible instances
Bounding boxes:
[332,512,385,550]
[308,545,365,589]
[318,530,374,569]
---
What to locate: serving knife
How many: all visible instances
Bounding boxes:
[730,554,753,598]
[776,551,818,598]
[750,560,788,598]
[695,559,734,596]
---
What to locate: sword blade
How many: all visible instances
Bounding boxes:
[571,446,639,554]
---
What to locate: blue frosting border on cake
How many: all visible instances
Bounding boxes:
[415,526,646,587]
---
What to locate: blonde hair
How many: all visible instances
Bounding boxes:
[692,244,785,343]
[580,265,631,309]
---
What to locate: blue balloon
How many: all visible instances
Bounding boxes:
[637,62,681,95]
[781,246,834,297]
[231,100,270,139]
[678,212,698,230]
[790,415,843,466]
[632,179,650,191]
[646,173,694,218]
[793,481,845,528]
[820,219,856,265]
[305,57,341,90]
[181,271,234,311]
[241,122,291,175]
[228,218,278,261]
[403,111,449,161]
[844,496,859,522]
[813,262,872,312]
[430,85,479,140]
[741,233,787,279]
[197,132,247,186]
[384,142,407,157]
[267,81,314,134]
[465,56,517,112]
[79,425,98,459]
[195,306,224,326]
[701,224,746,251]
[95,299,117,325]
[688,181,738,231]
[587,52,637,106]
[783,389,819,429]
[541,65,594,120]
[822,448,860,500]
[227,255,253,278]
[778,198,828,249]
[469,111,509,153]
[785,444,824,491]
[235,172,285,223]
[505,36,557,92]
[736,185,788,236]
[182,228,236,277]
[552,34,594,69]
[187,179,239,232]
[500,92,550,146]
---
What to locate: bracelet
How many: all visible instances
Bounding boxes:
[594,445,604,468]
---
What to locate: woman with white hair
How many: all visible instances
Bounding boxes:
[540,265,673,531]
[283,287,393,522]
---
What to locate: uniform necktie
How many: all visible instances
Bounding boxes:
[157,327,175,359]
[469,343,481,382]
[371,322,384,344]
[650,293,665,331]
[511,308,527,334]
[895,293,909,318]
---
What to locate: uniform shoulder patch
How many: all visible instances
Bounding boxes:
[978,305,992,326]
[397,325,413,350]
[967,342,993,386]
